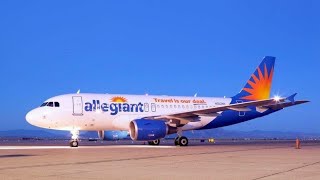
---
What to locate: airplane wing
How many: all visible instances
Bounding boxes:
[145,98,282,125]
[145,95,309,126]
[263,100,309,110]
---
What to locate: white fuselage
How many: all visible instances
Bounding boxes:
[26,93,232,132]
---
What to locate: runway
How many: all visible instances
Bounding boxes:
[0,145,175,150]
[0,140,320,180]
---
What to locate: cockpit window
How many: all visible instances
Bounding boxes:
[40,101,60,107]
[40,102,48,107]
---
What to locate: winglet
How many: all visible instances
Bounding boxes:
[286,93,297,103]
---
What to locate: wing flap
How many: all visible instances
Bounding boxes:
[227,107,251,112]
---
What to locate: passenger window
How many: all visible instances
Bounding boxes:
[54,102,60,107]
[47,102,53,107]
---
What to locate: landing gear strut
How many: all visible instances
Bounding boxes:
[70,130,79,147]
[148,139,160,146]
[174,128,188,146]
[175,136,189,146]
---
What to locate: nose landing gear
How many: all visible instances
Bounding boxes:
[70,130,79,147]
[69,140,79,147]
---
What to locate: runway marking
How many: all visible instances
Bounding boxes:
[0,145,175,150]
[0,146,69,150]
[253,161,320,180]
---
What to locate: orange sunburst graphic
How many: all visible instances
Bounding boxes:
[241,63,274,101]
[110,96,127,103]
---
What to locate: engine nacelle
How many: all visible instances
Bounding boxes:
[97,130,129,141]
[129,119,176,141]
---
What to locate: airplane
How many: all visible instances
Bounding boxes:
[25,56,309,147]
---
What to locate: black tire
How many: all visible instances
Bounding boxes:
[153,139,160,145]
[70,140,79,147]
[178,136,188,146]
[174,137,180,146]
[148,139,160,146]
[148,141,154,145]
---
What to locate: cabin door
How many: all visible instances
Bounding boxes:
[72,96,83,116]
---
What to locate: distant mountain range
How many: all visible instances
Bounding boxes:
[0,129,319,139]
[0,129,69,138]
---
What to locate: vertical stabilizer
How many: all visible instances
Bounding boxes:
[233,56,275,101]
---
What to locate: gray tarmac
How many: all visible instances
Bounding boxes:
[0,139,320,180]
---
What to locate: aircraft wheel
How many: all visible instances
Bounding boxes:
[148,139,160,146]
[70,140,79,147]
[148,141,153,145]
[178,136,188,146]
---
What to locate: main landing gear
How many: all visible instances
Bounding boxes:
[70,130,79,147]
[148,139,160,146]
[147,137,189,146]
[174,128,188,146]
[174,136,189,146]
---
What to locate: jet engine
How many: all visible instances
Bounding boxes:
[129,119,177,141]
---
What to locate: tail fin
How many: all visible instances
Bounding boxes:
[233,56,275,101]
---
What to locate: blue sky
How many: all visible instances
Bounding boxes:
[0,1,319,132]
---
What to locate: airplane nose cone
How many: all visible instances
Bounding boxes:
[26,108,49,128]
[26,110,34,124]
[26,109,39,126]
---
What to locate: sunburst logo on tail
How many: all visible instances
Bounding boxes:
[110,96,127,103]
[241,63,274,100]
